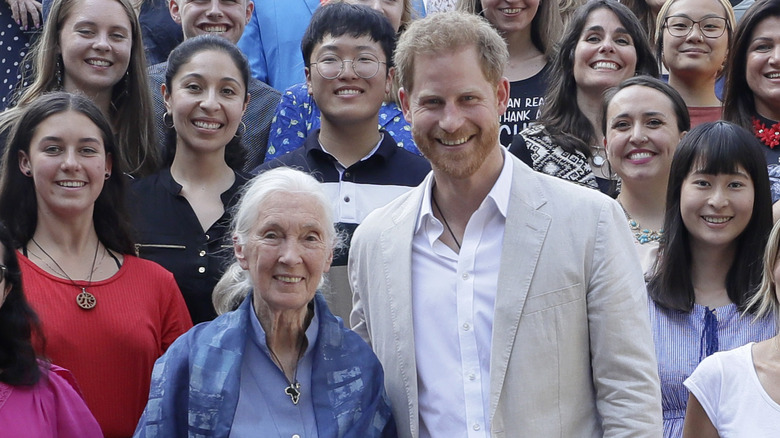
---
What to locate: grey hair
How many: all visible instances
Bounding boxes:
[212,167,341,314]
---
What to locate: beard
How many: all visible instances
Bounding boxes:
[413,119,500,180]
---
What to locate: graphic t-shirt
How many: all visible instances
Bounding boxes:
[499,64,550,148]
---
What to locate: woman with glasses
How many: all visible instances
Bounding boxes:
[0,222,103,436]
[723,0,780,205]
[655,0,736,128]
[263,0,420,163]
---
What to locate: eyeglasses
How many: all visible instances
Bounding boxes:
[664,16,728,39]
[311,53,386,80]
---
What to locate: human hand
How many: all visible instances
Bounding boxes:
[6,0,43,30]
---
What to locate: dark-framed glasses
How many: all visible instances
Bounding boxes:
[664,16,728,39]
[311,53,385,80]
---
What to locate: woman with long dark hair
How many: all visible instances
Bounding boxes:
[647,121,776,437]
[510,0,658,195]
[0,91,191,437]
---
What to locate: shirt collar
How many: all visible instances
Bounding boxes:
[415,148,513,234]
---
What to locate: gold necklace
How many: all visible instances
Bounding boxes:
[617,202,664,245]
[31,238,99,310]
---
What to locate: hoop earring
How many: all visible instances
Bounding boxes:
[234,121,247,138]
[162,112,174,128]
[105,173,111,180]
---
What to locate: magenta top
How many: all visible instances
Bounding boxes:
[0,364,102,437]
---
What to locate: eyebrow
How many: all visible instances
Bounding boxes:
[612,111,666,120]
[317,44,380,53]
[39,136,102,144]
[180,73,242,86]
[72,20,130,32]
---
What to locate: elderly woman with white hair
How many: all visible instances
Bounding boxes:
[134,167,396,437]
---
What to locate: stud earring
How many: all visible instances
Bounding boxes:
[105,173,111,180]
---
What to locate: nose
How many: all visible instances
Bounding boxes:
[207,0,223,17]
[629,124,647,144]
[61,148,81,170]
[686,22,705,41]
[199,89,220,111]
[92,32,110,51]
[278,239,303,266]
[367,0,383,13]
[438,102,464,133]
[338,59,359,80]
[598,37,616,53]
[708,186,729,209]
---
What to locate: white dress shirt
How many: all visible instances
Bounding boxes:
[411,152,512,438]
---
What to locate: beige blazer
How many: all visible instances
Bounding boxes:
[349,155,663,438]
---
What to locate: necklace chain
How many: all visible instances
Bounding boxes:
[268,334,306,405]
[30,238,99,310]
[432,192,461,250]
[617,202,664,245]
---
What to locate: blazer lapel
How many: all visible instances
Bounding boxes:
[489,158,551,422]
[378,179,428,438]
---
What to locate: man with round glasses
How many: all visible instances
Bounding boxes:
[258,2,430,323]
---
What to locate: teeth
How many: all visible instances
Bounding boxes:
[440,137,469,146]
[767,73,780,79]
[276,276,302,283]
[58,181,85,188]
[87,59,110,67]
[193,121,221,129]
[202,25,227,33]
[628,152,653,160]
[502,8,521,13]
[703,216,731,224]
[592,61,619,71]
[336,89,361,95]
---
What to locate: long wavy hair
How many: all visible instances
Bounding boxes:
[0,222,46,386]
[1,0,160,176]
[747,218,780,328]
[0,92,135,255]
[538,0,659,158]
[723,0,780,130]
[648,121,772,312]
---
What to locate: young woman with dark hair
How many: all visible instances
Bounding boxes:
[129,35,251,324]
[647,121,776,437]
[0,222,102,436]
[510,0,659,195]
[0,91,192,437]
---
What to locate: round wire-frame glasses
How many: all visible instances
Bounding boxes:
[664,16,728,39]
[311,53,386,80]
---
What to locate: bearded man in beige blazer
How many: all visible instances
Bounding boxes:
[348,11,663,438]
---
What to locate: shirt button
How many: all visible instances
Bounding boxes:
[199,250,206,257]
[462,322,470,331]
[344,195,350,202]
[205,234,210,240]
[198,267,206,274]
[468,373,476,381]
[292,435,301,438]
[344,172,351,178]
[462,273,469,280]
[473,424,481,431]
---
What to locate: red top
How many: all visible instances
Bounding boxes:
[19,254,193,438]
[688,106,723,129]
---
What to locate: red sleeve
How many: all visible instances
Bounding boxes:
[158,273,193,351]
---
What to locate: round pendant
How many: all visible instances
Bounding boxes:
[592,154,606,167]
[77,289,96,310]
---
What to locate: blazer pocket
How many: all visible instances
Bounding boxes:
[522,283,583,315]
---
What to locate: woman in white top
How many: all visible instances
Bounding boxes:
[682,218,780,437]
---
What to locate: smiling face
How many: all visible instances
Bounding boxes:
[573,8,637,96]
[236,191,333,316]
[661,0,729,80]
[18,111,112,220]
[345,0,404,32]
[680,164,755,252]
[163,49,247,158]
[58,0,132,97]
[606,85,686,184]
[481,0,539,37]
[399,45,509,180]
[745,16,780,121]
[306,33,392,129]
[170,0,254,44]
